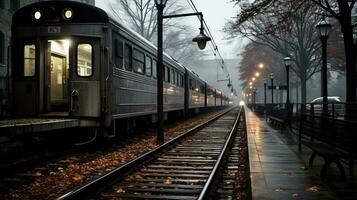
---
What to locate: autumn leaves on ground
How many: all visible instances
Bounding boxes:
[1,110,248,200]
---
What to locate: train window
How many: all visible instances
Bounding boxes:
[114,39,123,68]
[152,59,157,79]
[176,73,180,86]
[189,79,195,90]
[200,85,205,93]
[208,88,213,96]
[165,66,170,82]
[0,31,4,64]
[179,74,183,87]
[170,69,175,84]
[77,44,93,77]
[181,74,184,87]
[24,44,36,77]
[145,56,152,77]
[133,49,145,74]
[124,44,132,71]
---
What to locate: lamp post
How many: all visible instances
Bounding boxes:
[253,88,257,105]
[263,78,267,106]
[316,18,331,116]
[284,56,291,105]
[154,0,211,144]
[270,72,275,105]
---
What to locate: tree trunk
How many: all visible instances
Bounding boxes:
[301,77,307,104]
[341,23,356,103]
[338,1,356,103]
[295,84,299,103]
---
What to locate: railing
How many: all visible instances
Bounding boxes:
[248,102,357,131]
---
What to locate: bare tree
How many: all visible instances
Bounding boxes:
[110,0,205,65]
[232,0,357,102]
[227,7,322,103]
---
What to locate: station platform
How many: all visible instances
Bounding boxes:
[0,118,79,136]
[246,108,357,200]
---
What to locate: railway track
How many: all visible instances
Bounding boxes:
[58,106,244,200]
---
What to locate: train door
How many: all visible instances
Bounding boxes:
[50,54,67,109]
[69,38,101,117]
[13,41,39,115]
[45,40,70,112]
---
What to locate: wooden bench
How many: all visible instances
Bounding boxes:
[267,109,291,128]
[299,114,357,177]
[252,104,266,116]
[302,141,348,177]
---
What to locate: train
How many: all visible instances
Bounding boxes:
[10,1,231,137]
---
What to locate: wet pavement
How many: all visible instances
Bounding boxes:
[246,108,357,200]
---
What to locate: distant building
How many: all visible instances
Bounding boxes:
[0,0,94,91]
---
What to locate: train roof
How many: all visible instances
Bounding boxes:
[13,0,212,87]
[12,1,109,27]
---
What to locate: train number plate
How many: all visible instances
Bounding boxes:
[48,26,61,34]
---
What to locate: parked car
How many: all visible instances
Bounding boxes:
[308,96,342,117]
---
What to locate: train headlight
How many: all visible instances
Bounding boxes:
[63,8,73,20]
[33,11,41,20]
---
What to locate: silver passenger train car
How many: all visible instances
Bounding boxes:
[10,1,230,135]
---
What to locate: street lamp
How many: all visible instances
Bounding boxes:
[255,72,260,77]
[154,0,211,144]
[258,63,264,69]
[270,72,275,104]
[316,18,331,115]
[284,56,291,104]
[192,21,212,49]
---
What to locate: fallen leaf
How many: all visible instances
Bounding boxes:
[306,186,319,192]
[300,166,308,170]
[73,174,83,182]
[35,172,43,176]
[292,193,300,197]
[116,188,125,193]
[164,178,172,185]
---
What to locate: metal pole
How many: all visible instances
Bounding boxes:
[286,65,290,104]
[264,83,267,106]
[321,36,328,115]
[271,78,274,104]
[156,4,164,144]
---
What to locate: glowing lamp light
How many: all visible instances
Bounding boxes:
[239,100,245,106]
[255,72,260,77]
[258,63,264,69]
[249,82,252,85]
[63,8,73,20]
[252,77,256,81]
[34,11,41,20]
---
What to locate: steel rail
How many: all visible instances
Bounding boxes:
[57,107,235,200]
[198,106,243,200]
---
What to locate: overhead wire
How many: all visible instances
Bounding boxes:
[186,0,231,81]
